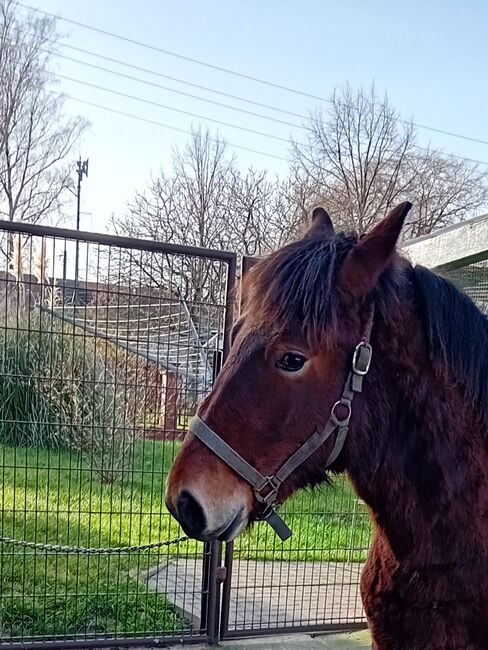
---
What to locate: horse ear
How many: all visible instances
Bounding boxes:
[305,207,335,238]
[338,202,413,299]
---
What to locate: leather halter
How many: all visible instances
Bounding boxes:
[189,306,375,542]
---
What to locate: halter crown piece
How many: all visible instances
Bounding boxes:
[190,306,375,541]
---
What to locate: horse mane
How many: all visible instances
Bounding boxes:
[244,231,404,348]
[412,265,488,414]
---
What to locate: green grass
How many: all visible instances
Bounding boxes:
[0,441,186,639]
[239,473,372,563]
[0,440,372,639]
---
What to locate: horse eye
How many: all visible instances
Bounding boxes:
[277,352,307,372]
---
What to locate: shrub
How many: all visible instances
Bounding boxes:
[0,307,146,481]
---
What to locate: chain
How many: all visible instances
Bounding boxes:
[0,534,188,555]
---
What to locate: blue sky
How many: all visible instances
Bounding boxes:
[30,0,488,232]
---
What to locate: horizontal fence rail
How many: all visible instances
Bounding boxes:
[0,220,237,262]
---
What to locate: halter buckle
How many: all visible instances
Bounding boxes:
[255,475,281,505]
[352,341,372,376]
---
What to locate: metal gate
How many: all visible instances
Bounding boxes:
[0,219,235,647]
[0,224,370,648]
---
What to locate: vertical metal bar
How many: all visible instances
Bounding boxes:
[74,164,82,298]
[199,348,224,635]
[241,255,260,276]
[220,541,234,638]
[212,350,223,382]
[199,541,211,634]
[203,349,226,641]
[222,254,237,360]
[203,257,236,643]
[238,255,259,320]
[205,541,222,645]
[218,255,242,638]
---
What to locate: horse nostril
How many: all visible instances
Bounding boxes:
[176,490,206,538]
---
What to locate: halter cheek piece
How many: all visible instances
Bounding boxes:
[189,306,375,542]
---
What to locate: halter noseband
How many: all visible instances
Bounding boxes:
[189,306,375,542]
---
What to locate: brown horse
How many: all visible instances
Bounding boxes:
[166,203,488,649]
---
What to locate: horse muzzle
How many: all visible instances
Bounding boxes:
[165,488,248,541]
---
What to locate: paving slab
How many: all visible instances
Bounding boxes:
[142,558,365,632]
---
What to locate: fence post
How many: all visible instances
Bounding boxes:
[200,255,237,643]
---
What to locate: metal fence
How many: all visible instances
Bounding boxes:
[444,259,488,310]
[0,221,372,648]
[218,256,370,639]
[220,491,370,639]
[0,220,235,647]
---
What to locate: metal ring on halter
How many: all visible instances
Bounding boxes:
[330,398,352,426]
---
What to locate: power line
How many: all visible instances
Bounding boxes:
[57,44,488,152]
[20,1,488,168]
[54,46,488,156]
[57,74,488,167]
[57,74,296,146]
[55,50,488,160]
[58,93,289,162]
[51,51,303,130]
[22,2,488,148]
[60,45,488,150]
[59,43,309,121]
[22,3,330,100]
[410,124,488,148]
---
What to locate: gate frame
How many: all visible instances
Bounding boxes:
[0,219,237,650]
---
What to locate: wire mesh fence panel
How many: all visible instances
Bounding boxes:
[443,260,488,311]
[221,478,372,637]
[218,253,488,639]
[216,256,371,638]
[0,222,234,647]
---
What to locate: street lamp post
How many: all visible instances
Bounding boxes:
[74,158,88,301]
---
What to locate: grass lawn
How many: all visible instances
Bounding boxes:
[0,440,371,639]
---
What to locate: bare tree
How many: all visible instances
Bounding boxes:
[270,177,317,244]
[402,150,488,238]
[0,0,87,224]
[292,84,488,237]
[114,128,286,303]
[225,167,287,255]
[121,129,281,253]
[292,85,416,233]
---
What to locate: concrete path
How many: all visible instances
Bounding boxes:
[143,558,365,632]
[164,630,371,649]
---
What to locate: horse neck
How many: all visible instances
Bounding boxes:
[346,298,488,563]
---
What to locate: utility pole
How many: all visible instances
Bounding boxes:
[74,158,88,300]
